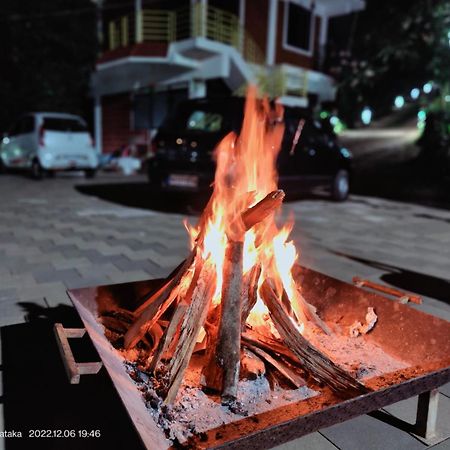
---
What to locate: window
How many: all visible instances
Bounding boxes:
[42,118,87,132]
[285,2,313,53]
[186,110,223,132]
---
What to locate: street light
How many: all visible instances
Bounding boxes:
[423,82,433,94]
[410,88,420,100]
[394,96,405,109]
[361,107,372,125]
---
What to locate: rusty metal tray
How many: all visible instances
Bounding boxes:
[66,266,450,449]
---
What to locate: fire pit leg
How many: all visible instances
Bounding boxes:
[414,389,439,440]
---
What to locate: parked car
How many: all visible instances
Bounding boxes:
[0,112,98,179]
[147,97,353,201]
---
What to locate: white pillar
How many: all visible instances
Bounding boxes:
[318,14,328,69]
[266,0,278,66]
[135,0,143,42]
[94,95,102,154]
[239,0,246,52]
[188,79,207,98]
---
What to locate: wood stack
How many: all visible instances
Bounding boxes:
[105,189,369,405]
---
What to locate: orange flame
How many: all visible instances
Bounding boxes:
[186,86,305,331]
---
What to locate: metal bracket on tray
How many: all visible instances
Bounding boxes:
[54,323,103,384]
[352,277,422,304]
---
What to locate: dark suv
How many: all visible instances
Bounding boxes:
[148,97,352,201]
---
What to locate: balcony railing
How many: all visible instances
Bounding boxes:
[106,4,264,65]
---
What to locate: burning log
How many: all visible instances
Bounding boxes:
[243,342,305,388]
[147,301,188,373]
[241,190,285,230]
[216,239,244,402]
[240,348,266,380]
[124,251,196,349]
[163,261,217,404]
[241,264,262,329]
[260,279,369,397]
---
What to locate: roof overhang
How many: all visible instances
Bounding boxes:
[283,0,365,17]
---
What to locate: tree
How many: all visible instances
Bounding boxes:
[327,0,450,126]
[0,0,97,132]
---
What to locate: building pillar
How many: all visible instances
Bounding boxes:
[318,14,329,70]
[188,79,206,98]
[266,0,278,66]
[191,0,207,37]
[94,95,102,154]
[135,0,143,42]
[238,0,246,53]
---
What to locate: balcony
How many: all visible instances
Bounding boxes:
[106,4,264,65]
[95,4,334,105]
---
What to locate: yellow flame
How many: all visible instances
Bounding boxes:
[184,86,307,331]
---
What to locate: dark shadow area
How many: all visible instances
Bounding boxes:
[368,410,415,435]
[1,302,144,450]
[351,149,450,211]
[75,182,330,215]
[330,251,450,304]
[75,182,211,215]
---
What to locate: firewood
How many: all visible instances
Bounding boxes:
[216,240,244,402]
[100,316,129,335]
[243,342,305,388]
[201,305,222,392]
[241,264,262,329]
[147,301,188,373]
[260,279,369,397]
[241,190,285,230]
[294,289,332,336]
[242,330,301,367]
[124,250,196,349]
[240,348,266,380]
[163,261,216,404]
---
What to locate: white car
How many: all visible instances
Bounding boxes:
[0,112,99,178]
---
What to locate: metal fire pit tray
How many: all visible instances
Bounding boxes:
[66,266,450,449]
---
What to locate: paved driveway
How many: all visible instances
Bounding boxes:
[0,172,449,450]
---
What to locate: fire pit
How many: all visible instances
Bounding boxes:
[64,268,450,449]
[58,88,449,448]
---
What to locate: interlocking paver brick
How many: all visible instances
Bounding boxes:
[0,174,449,450]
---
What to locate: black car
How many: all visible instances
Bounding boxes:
[148,97,352,201]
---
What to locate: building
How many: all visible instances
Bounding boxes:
[91,0,365,154]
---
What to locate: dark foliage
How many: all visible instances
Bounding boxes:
[0,0,97,132]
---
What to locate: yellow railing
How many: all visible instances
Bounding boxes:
[142,10,176,42]
[106,4,264,65]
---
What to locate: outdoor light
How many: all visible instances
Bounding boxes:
[394,96,405,108]
[417,110,427,121]
[361,107,372,125]
[423,82,433,94]
[330,116,339,126]
[417,109,427,130]
[410,88,420,100]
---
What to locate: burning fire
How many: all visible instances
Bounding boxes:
[187,86,305,331]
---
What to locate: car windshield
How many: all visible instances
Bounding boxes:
[43,118,87,132]
[162,103,231,133]
[185,110,223,132]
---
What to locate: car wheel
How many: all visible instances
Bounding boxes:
[30,159,44,180]
[0,158,5,174]
[331,169,350,201]
[84,169,97,179]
